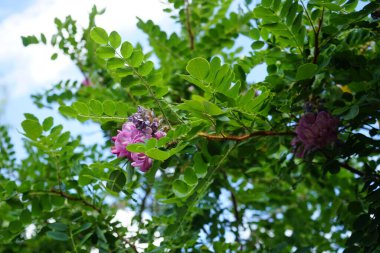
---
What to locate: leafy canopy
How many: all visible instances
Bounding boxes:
[2,1,380,252]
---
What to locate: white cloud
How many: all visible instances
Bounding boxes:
[0,0,175,98]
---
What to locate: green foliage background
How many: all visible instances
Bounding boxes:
[1,0,380,252]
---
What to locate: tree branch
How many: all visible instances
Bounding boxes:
[51,189,102,213]
[198,130,295,141]
[300,0,317,34]
[313,7,324,64]
[28,190,102,213]
[113,229,139,253]
[340,163,364,177]
[137,185,151,222]
[184,0,195,50]
[222,172,241,245]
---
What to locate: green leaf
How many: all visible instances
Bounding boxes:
[107,57,125,70]
[296,63,318,81]
[51,53,58,60]
[109,31,121,48]
[172,179,190,198]
[89,99,103,116]
[40,33,47,44]
[194,153,207,178]
[343,105,359,120]
[21,119,42,140]
[115,67,133,78]
[90,27,108,45]
[251,41,265,50]
[59,106,77,118]
[20,209,32,224]
[42,117,54,131]
[120,41,133,58]
[79,232,94,247]
[48,222,68,231]
[73,223,92,235]
[107,170,126,193]
[9,221,22,233]
[145,148,171,161]
[253,6,276,19]
[73,101,90,115]
[184,168,198,185]
[138,61,154,76]
[21,35,39,47]
[24,113,39,121]
[249,28,261,40]
[129,50,144,67]
[126,143,146,152]
[187,57,210,80]
[103,100,116,116]
[202,101,224,115]
[46,231,69,241]
[96,46,115,59]
[56,131,70,146]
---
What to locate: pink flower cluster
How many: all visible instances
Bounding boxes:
[292,111,339,158]
[111,108,166,172]
[82,78,91,86]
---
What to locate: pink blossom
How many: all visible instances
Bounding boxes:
[111,109,167,172]
[111,122,149,159]
[82,78,91,86]
[131,152,152,172]
[154,130,166,139]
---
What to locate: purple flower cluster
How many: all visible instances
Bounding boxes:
[292,111,339,158]
[111,107,166,172]
[128,106,161,136]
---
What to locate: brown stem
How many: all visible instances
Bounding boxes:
[137,185,151,222]
[313,8,324,64]
[222,172,242,249]
[300,0,317,34]
[198,131,295,141]
[340,163,364,177]
[123,237,139,253]
[184,0,195,50]
[114,230,138,253]
[51,189,102,213]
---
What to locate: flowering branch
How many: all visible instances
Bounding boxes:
[198,131,295,141]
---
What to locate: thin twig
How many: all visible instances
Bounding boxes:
[28,190,102,213]
[51,189,102,213]
[137,185,151,222]
[313,7,324,64]
[114,230,139,253]
[300,0,317,34]
[340,163,364,177]
[184,0,195,50]
[123,237,139,253]
[198,131,295,141]
[222,172,241,245]
[69,226,79,253]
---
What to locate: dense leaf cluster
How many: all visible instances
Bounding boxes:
[1,0,380,252]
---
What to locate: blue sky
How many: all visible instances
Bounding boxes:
[0,0,179,158]
[0,0,35,21]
